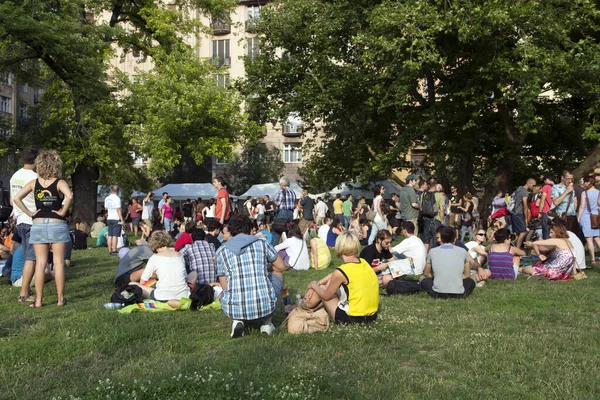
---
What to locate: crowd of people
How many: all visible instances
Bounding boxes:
[3,148,594,338]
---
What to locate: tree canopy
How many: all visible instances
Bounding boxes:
[243,0,600,196]
[0,0,256,222]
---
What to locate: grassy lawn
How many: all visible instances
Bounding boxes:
[1,236,599,399]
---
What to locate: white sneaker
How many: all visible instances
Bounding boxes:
[260,323,276,335]
[231,320,244,338]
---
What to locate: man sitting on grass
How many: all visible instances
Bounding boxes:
[420,226,482,299]
[216,214,286,338]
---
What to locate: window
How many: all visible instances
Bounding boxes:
[0,96,11,113]
[0,127,10,138]
[132,48,141,59]
[212,39,230,67]
[34,88,43,103]
[247,38,260,60]
[19,83,28,93]
[283,144,302,163]
[215,157,230,165]
[0,72,11,85]
[216,74,229,88]
[19,104,27,120]
[131,75,139,84]
[247,5,261,19]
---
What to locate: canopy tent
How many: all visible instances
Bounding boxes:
[151,183,220,201]
[327,181,403,200]
[239,182,304,199]
[97,186,153,202]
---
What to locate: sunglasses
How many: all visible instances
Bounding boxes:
[476,233,485,236]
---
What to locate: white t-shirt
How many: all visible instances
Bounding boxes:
[10,168,38,225]
[318,224,330,243]
[141,254,191,300]
[391,235,427,275]
[567,231,586,270]
[275,237,310,270]
[142,199,154,220]
[316,201,328,218]
[256,204,265,215]
[104,193,122,221]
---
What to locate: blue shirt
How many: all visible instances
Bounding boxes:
[551,184,577,216]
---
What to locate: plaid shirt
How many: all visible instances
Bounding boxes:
[216,235,278,320]
[275,187,297,211]
[180,241,217,284]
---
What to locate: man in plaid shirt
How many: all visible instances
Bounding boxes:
[270,176,297,246]
[217,214,286,338]
[180,230,217,285]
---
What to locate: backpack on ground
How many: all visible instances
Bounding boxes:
[386,279,422,296]
[421,190,437,218]
[110,284,143,305]
[0,181,12,222]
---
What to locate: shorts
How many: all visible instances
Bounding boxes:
[107,220,121,237]
[150,289,169,303]
[422,218,440,246]
[30,221,70,244]
[335,308,377,325]
[299,218,313,235]
[16,223,35,261]
[114,266,143,287]
[388,217,400,228]
[511,214,526,234]
[131,217,141,227]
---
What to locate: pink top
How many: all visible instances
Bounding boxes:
[162,204,173,220]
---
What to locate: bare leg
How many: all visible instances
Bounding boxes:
[310,239,319,268]
[128,282,154,299]
[108,236,118,253]
[516,232,527,249]
[521,266,536,276]
[129,269,144,282]
[381,274,394,288]
[19,260,36,300]
[32,244,49,307]
[52,242,66,306]
[586,237,595,264]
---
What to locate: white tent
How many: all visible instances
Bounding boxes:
[370,180,403,195]
[328,182,374,199]
[239,182,303,199]
[152,183,220,201]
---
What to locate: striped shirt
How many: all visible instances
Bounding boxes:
[488,245,516,280]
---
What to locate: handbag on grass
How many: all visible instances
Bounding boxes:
[280,303,330,334]
[564,239,587,280]
[584,191,600,229]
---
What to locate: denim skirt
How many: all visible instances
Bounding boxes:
[30,221,71,244]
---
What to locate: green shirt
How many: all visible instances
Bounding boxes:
[434,192,445,222]
[399,186,419,220]
[342,200,353,216]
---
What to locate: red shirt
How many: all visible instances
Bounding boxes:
[215,187,231,221]
[174,232,193,251]
[540,184,553,214]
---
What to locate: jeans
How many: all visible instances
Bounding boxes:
[271,209,294,246]
[163,218,173,232]
[343,215,352,230]
[460,225,473,242]
[541,213,550,239]
[420,277,476,299]
[368,217,387,245]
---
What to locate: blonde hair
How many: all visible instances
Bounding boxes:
[35,150,63,180]
[148,230,171,250]
[335,231,360,258]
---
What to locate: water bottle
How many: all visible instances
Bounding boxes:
[103,302,125,309]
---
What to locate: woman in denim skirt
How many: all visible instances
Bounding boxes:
[13,150,73,308]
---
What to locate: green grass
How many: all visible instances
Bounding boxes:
[1,236,599,399]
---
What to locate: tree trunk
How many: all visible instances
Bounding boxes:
[71,162,99,226]
[573,142,600,180]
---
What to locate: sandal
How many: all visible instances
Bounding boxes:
[18,294,35,303]
[57,298,71,307]
[29,302,43,309]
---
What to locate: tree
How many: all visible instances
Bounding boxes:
[0,0,255,224]
[222,141,284,195]
[243,0,600,207]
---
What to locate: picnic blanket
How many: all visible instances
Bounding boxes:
[118,298,221,314]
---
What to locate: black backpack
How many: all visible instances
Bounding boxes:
[0,181,12,222]
[421,190,437,218]
[110,284,143,305]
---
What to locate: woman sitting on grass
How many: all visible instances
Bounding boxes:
[522,223,576,281]
[130,231,195,302]
[275,223,310,270]
[326,218,344,248]
[487,228,526,280]
[304,232,379,324]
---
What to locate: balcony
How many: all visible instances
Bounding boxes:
[211,21,231,35]
[282,114,304,137]
[211,57,231,67]
[245,19,257,33]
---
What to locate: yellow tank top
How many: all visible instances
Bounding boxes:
[337,259,379,316]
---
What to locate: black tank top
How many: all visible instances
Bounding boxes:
[33,179,66,220]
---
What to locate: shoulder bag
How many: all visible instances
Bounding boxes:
[584,191,600,229]
[564,239,587,280]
